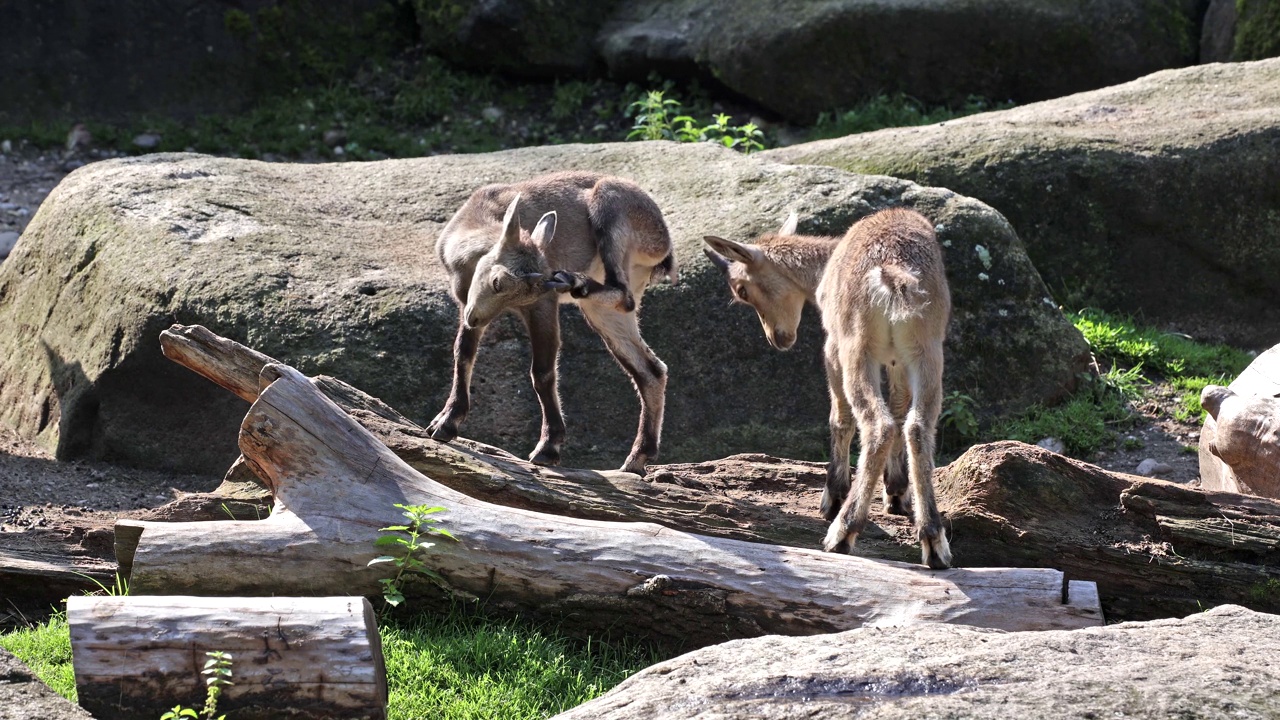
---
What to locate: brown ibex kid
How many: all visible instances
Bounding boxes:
[431,171,676,475]
[704,207,952,568]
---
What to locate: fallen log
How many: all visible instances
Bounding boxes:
[68,595,385,720]
[119,353,1101,646]
[150,324,1280,622]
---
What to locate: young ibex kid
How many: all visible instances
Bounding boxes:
[704,207,952,568]
[431,171,676,475]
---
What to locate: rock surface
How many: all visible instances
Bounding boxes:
[552,605,1280,720]
[1200,343,1280,498]
[598,0,1200,123]
[0,648,92,720]
[764,58,1280,346]
[0,143,1086,474]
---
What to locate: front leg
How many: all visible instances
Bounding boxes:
[821,340,855,522]
[544,270,635,312]
[520,299,566,467]
[427,320,487,442]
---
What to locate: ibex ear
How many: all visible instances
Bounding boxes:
[703,235,761,267]
[500,193,522,249]
[703,247,730,274]
[530,211,557,249]
[779,210,799,236]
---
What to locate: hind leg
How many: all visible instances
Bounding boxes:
[882,363,912,516]
[427,319,487,442]
[824,352,897,553]
[905,341,951,569]
[578,301,666,475]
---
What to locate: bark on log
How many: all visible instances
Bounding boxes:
[149,324,1280,623]
[122,343,1101,646]
[67,595,385,720]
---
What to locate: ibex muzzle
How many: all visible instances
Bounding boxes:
[705,207,953,569]
[432,171,677,475]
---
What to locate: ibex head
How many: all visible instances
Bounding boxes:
[703,212,806,350]
[463,195,555,328]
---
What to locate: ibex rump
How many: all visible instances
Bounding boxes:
[704,207,952,568]
[431,171,675,475]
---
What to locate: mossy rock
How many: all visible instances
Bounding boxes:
[598,0,1200,123]
[0,142,1086,475]
[765,58,1280,347]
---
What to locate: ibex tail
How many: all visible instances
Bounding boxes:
[866,265,929,323]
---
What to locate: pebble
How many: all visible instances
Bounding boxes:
[1136,458,1174,477]
[322,128,348,148]
[481,106,504,122]
[132,133,162,150]
[1035,437,1066,455]
[0,139,9,153]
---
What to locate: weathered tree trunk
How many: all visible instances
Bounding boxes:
[122,336,1101,646]
[67,595,385,720]
[151,324,1280,624]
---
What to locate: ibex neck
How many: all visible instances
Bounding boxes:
[759,235,839,299]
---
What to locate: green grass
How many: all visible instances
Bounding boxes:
[0,605,663,719]
[808,93,1012,140]
[1070,308,1252,379]
[989,310,1251,457]
[0,613,76,700]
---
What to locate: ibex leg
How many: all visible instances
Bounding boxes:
[820,337,855,522]
[579,302,666,475]
[427,320,487,442]
[520,298,566,467]
[905,341,951,569]
[824,352,896,554]
[883,362,912,516]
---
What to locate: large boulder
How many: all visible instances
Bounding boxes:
[0,143,1086,475]
[0,0,409,123]
[552,604,1280,720]
[764,59,1280,346]
[1200,344,1280,498]
[0,648,93,720]
[599,0,1202,122]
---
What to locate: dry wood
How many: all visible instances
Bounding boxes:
[149,324,1280,624]
[123,340,1101,646]
[68,595,385,720]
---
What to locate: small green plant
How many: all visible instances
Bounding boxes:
[1122,436,1145,451]
[160,651,233,720]
[72,572,130,597]
[939,391,979,450]
[369,503,456,608]
[627,90,765,153]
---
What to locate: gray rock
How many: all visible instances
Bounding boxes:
[0,144,1086,474]
[765,59,1280,346]
[1034,436,1065,455]
[322,129,347,148]
[553,605,1280,720]
[1136,458,1173,477]
[598,0,1199,122]
[0,647,93,720]
[481,106,504,123]
[0,231,18,259]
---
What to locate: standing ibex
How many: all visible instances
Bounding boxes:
[704,207,953,568]
[430,171,676,475]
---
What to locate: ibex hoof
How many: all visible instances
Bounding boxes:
[530,446,561,467]
[544,270,588,296]
[886,494,912,516]
[427,418,460,443]
[822,522,854,553]
[920,527,953,569]
[819,489,844,522]
[620,456,648,475]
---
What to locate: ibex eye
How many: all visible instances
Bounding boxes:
[491,276,502,292]
[735,286,748,301]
